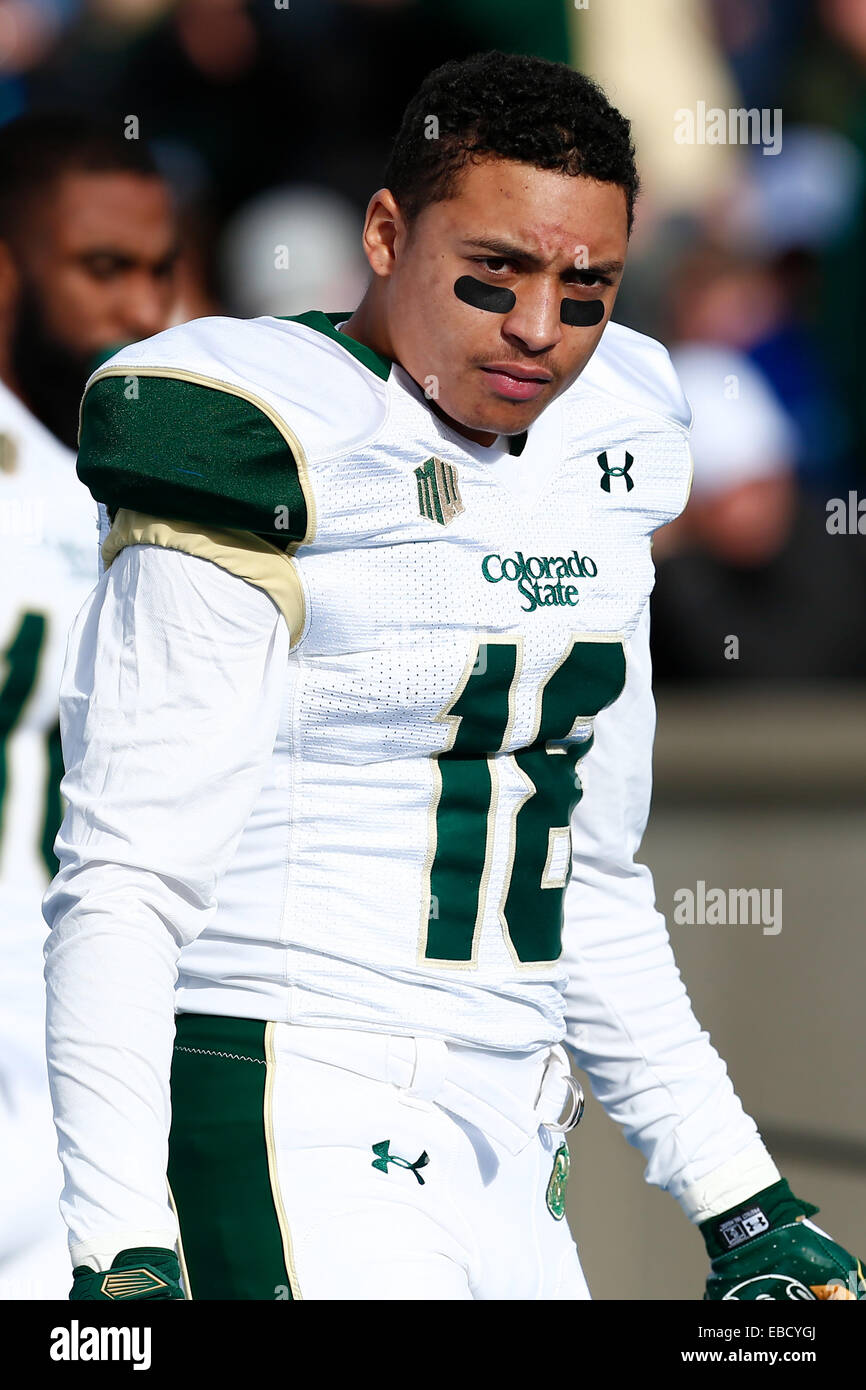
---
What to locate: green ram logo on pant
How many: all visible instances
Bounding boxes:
[546,1143,570,1220]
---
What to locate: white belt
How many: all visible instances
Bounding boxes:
[271,1023,584,1156]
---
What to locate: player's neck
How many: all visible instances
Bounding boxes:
[339,300,500,449]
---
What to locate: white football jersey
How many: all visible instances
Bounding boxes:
[52,311,692,1049]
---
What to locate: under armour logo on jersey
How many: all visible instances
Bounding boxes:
[415,456,464,525]
[597,450,635,493]
[371,1140,430,1185]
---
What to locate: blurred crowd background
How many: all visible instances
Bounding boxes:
[1,0,864,684]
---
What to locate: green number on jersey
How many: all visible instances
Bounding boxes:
[425,643,518,964]
[0,611,63,877]
[424,636,626,965]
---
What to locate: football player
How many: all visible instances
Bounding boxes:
[43,53,863,1301]
[0,113,179,1298]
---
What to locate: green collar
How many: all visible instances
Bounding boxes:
[280,310,392,382]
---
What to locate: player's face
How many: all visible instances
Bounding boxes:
[19,170,179,358]
[384,159,628,444]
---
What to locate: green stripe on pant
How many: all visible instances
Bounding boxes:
[168,1013,299,1300]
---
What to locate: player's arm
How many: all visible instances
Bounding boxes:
[43,538,290,1289]
[562,601,776,1212]
[560,601,863,1298]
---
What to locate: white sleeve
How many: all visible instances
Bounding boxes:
[42,543,290,1271]
[561,602,780,1222]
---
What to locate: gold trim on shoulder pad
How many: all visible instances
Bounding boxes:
[103,509,306,646]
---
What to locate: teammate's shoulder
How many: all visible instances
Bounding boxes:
[573,319,693,432]
[78,312,389,541]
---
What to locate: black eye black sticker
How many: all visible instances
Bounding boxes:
[454,275,605,326]
[454,276,516,313]
[560,299,604,326]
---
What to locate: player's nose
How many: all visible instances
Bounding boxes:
[501,282,563,354]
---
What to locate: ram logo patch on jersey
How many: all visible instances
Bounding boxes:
[415,456,464,525]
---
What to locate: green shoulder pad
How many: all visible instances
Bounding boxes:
[77,370,311,543]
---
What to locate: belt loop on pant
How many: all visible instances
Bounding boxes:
[384,1035,416,1090]
[405,1036,449,1102]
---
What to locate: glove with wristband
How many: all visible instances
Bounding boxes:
[70,1247,184,1301]
[701,1179,865,1301]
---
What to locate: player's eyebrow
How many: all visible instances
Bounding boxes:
[77,248,136,265]
[77,243,182,272]
[461,237,623,277]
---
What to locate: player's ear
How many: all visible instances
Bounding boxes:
[361,188,407,279]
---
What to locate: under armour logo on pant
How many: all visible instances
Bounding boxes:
[371,1141,430,1185]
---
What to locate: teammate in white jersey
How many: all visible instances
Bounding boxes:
[43,53,863,1300]
[0,113,179,1298]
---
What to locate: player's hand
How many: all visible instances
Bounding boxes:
[70,1247,184,1300]
[700,1179,865,1300]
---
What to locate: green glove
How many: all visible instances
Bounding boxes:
[701,1179,865,1300]
[70,1247,184,1301]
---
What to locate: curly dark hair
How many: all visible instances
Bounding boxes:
[383,50,639,237]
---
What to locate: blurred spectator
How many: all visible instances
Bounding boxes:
[708,0,812,110]
[419,0,570,64]
[653,345,797,567]
[575,0,742,229]
[18,0,173,114]
[720,125,863,254]
[218,184,368,318]
[813,0,866,490]
[0,0,80,123]
[250,0,480,213]
[33,0,310,222]
[663,231,854,497]
[651,344,866,683]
